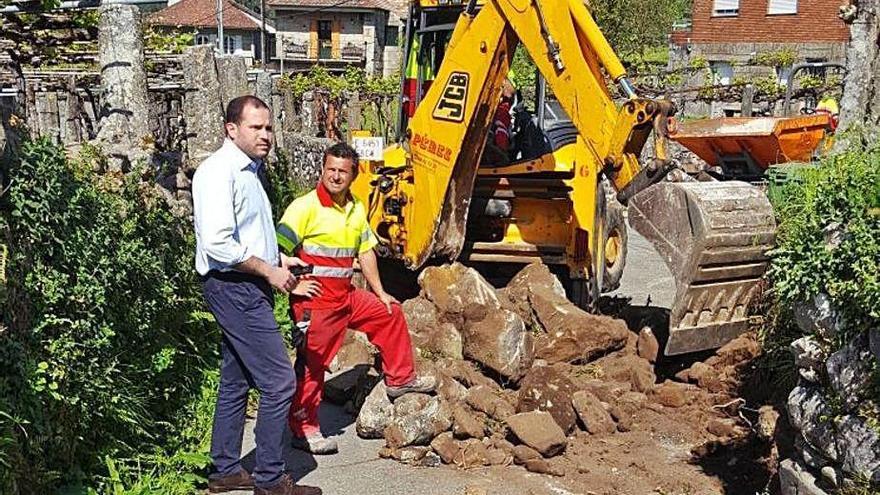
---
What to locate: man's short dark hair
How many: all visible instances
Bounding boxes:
[225,95,270,125]
[323,142,360,174]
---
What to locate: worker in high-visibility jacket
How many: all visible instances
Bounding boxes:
[276,142,436,455]
[402,34,439,118]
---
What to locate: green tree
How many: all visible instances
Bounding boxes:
[587,0,690,62]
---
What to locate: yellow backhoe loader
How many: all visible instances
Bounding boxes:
[350,0,776,355]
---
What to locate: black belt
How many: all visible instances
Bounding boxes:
[201,270,264,285]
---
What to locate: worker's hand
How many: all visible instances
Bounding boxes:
[292,279,322,298]
[267,265,297,294]
[376,291,400,314]
[281,253,309,270]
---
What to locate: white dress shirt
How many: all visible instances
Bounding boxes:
[192,139,279,276]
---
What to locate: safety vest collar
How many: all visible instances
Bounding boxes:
[316,182,354,210]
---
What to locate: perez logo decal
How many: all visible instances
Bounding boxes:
[432,72,469,122]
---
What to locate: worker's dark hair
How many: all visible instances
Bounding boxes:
[323,142,360,174]
[225,95,270,125]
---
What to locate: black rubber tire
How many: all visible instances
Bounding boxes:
[602,200,628,293]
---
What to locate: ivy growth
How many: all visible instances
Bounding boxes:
[754,48,797,68]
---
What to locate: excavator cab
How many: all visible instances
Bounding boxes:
[354,0,776,355]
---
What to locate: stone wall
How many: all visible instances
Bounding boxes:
[277,134,335,189]
[780,294,880,494]
[666,40,848,118]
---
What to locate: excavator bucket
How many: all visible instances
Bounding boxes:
[628,181,776,355]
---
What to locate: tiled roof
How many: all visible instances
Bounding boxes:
[267,0,393,11]
[148,0,269,31]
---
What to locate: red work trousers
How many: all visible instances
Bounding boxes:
[287,288,416,436]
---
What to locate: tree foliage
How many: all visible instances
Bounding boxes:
[768,139,880,338]
[587,0,690,62]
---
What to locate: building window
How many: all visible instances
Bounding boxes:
[712,0,739,16]
[196,34,214,46]
[710,61,734,85]
[385,25,399,46]
[223,34,243,55]
[768,0,797,15]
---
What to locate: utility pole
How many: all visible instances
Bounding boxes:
[260,0,267,64]
[217,0,224,54]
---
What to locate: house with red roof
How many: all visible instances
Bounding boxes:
[148,0,277,62]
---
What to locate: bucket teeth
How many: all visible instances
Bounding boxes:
[628,181,776,355]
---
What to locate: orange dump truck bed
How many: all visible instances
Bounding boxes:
[671,115,831,170]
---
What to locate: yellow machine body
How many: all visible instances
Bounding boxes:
[351,0,776,354]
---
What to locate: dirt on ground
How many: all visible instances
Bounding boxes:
[333,262,781,495]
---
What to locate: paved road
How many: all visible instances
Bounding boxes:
[610,225,675,308]
[227,227,675,495]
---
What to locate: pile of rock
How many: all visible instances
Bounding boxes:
[780,293,880,494]
[338,262,714,475]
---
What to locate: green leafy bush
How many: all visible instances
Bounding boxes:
[0,139,219,493]
[768,143,880,340]
[277,65,398,100]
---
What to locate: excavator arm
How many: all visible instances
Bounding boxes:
[360,0,776,355]
[383,0,672,268]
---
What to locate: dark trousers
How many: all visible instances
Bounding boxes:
[202,272,296,488]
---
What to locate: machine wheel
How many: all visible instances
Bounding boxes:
[602,200,627,293]
[556,271,600,313]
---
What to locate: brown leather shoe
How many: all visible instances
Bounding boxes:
[255,473,322,495]
[207,468,254,493]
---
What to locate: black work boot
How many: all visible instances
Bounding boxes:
[207,468,254,493]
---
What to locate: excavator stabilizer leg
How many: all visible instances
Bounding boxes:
[628,181,776,355]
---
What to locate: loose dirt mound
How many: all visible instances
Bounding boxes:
[333,263,775,494]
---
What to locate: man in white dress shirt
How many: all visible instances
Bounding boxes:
[192,95,320,495]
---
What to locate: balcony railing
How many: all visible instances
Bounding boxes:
[281,39,367,62]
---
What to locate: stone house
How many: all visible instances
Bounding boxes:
[669,0,849,116]
[268,0,405,77]
[148,0,276,63]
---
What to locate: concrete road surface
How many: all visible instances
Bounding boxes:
[225,227,675,495]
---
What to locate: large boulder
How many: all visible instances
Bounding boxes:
[636,327,660,363]
[793,293,845,340]
[834,414,880,479]
[438,359,501,391]
[418,263,501,321]
[504,263,629,364]
[506,411,567,457]
[501,263,566,324]
[652,381,690,408]
[790,336,827,384]
[571,390,615,435]
[356,382,395,439]
[323,364,372,405]
[452,403,488,440]
[403,297,464,360]
[787,385,839,462]
[779,458,829,495]
[384,393,454,449]
[328,330,375,373]
[462,308,534,382]
[826,334,873,412]
[466,385,516,422]
[592,354,656,393]
[516,366,579,433]
[705,332,761,369]
[533,311,630,365]
[430,432,461,464]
